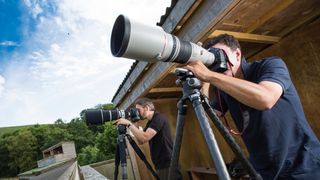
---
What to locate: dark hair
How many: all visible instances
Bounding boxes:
[204,34,241,51]
[134,98,155,111]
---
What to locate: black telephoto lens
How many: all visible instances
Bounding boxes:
[85,109,128,125]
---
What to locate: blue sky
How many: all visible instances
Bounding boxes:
[0,0,171,127]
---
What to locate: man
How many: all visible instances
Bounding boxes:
[184,34,320,179]
[115,98,175,180]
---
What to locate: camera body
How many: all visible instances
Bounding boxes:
[85,108,141,125]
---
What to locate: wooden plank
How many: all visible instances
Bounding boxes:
[172,0,203,34]
[162,0,196,33]
[278,7,320,37]
[126,144,141,180]
[189,0,241,42]
[209,30,280,44]
[245,0,295,33]
[149,87,182,93]
[252,0,320,36]
[117,62,176,109]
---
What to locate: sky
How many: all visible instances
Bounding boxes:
[0,0,171,127]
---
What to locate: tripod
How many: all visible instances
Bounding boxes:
[114,124,160,180]
[168,68,262,180]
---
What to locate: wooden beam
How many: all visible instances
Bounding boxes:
[245,0,295,33]
[209,30,280,44]
[173,0,203,34]
[149,87,182,94]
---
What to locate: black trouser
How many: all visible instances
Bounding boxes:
[156,167,183,180]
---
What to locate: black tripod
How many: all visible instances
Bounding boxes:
[114,124,160,180]
[168,68,262,180]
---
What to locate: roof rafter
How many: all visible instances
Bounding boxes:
[209,30,280,44]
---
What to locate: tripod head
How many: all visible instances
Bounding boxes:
[117,124,127,135]
[175,68,202,89]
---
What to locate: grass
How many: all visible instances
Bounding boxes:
[0,125,38,137]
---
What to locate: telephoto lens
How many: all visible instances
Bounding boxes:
[110,14,228,73]
[85,108,141,125]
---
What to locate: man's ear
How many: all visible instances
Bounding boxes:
[236,48,241,61]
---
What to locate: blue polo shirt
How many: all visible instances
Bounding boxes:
[213,57,320,179]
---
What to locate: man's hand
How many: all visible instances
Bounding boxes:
[184,61,212,82]
[114,118,131,126]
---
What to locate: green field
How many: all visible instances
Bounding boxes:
[0,125,38,136]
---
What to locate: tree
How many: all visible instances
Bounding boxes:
[6,130,38,173]
[0,137,12,177]
[95,122,117,160]
[77,145,106,166]
[41,126,72,150]
[67,118,95,153]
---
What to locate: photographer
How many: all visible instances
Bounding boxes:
[184,34,320,179]
[115,98,178,180]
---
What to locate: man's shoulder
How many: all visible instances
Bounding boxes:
[153,111,167,119]
[254,56,285,66]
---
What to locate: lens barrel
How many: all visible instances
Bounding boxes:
[85,109,129,125]
[110,14,217,67]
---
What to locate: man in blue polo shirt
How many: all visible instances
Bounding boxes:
[185,34,320,179]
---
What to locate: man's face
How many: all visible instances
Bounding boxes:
[212,43,241,77]
[135,104,148,119]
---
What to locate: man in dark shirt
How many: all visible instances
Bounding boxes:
[115,98,174,179]
[184,34,320,179]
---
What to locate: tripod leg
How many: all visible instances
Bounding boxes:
[119,135,128,180]
[126,135,160,180]
[202,96,262,180]
[191,94,230,180]
[117,125,128,180]
[114,143,120,180]
[169,98,187,180]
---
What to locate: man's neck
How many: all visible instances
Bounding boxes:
[147,111,155,121]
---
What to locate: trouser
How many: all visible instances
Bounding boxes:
[157,167,183,180]
[157,168,169,180]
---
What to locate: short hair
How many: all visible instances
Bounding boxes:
[134,98,155,111]
[204,34,241,51]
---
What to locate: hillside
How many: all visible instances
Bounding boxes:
[0,124,47,136]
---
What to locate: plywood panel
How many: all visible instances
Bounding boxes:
[252,0,320,36]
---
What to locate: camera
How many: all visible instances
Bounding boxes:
[85,108,141,125]
[110,14,228,72]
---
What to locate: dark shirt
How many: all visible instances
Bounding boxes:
[144,111,173,170]
[213,57,320,179]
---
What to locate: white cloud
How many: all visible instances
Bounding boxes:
[0,41,19,47]
[23,0,44,19]
[0,0,171,127]
[0,75,5,97]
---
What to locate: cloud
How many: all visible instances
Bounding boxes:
[0,75,5,97]
[23,0,44,19]
[0,0,171,127]
[0,41,19,47]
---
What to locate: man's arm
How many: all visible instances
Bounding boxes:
[115,118,157,145]
[128,125,156,145]
[185,61,283,110]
